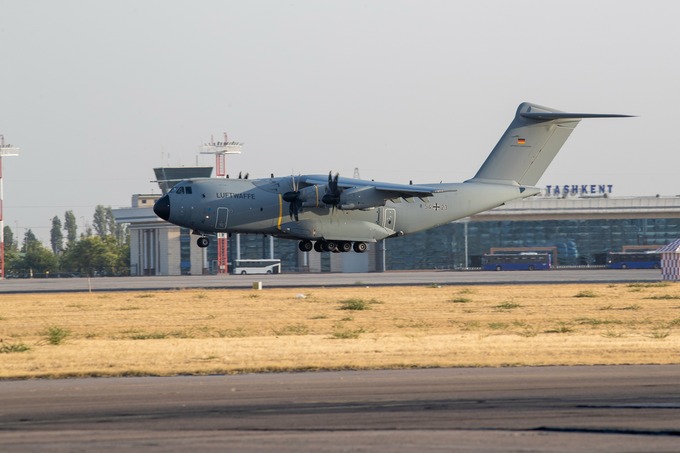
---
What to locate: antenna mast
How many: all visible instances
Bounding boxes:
[200,132,242,177]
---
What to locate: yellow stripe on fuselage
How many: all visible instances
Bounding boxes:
[277,193,283,230]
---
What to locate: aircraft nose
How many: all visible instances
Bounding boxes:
[153,194,171,221]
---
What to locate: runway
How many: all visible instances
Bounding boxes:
[1,366,680,451]
[0,268,663,293]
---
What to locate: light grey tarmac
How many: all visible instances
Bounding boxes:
[1,366,680,452]
[0,268,663,293]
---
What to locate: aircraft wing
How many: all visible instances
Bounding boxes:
[299,174,443,199]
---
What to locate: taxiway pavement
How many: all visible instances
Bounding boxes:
[0,269,663,293]
[1,366,679,451]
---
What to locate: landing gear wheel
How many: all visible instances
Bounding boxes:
[197,237,210,248]
[324,241,337,252]
[298,240,313,252]
[353,242,367,253]
[314,241,324,253]
[338,241,352,253]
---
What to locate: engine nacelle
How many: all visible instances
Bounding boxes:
[338,186,387,210]
[298,185,323,208]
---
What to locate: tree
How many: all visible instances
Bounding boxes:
[13,230,58,277]
[64,210,78,244]
[61,235,129,276]
[20,242,58,276]
[50,216,64,254]
[3,226,19,276]
[93,205,108,238]
[3,225,16,252]
[106,207,126,245]
[21,229,38,253]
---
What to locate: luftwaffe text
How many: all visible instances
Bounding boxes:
[216,192,255,199]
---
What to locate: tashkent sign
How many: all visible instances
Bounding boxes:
[543,184,613,196]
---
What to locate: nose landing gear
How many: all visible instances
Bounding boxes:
[197,236,210,248]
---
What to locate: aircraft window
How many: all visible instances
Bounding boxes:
[176,187,185,194]
[186,187,192,194]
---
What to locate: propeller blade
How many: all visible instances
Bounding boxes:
[284,174,302,221]
[322,171,342,211]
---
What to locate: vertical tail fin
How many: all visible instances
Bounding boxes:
[469,102,632,186]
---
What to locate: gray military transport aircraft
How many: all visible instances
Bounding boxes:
[153,102,631,253]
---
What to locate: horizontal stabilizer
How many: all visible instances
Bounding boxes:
[521,112,634,120]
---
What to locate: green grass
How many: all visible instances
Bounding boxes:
[574,290,598,298]
[339,298,380,310]
[329,328,365,339]
[450,297,471,303]
[649,329,670,339]
[495,301,522,310]
[42,326,70,345]
[127,330,192,340]
[575,318,623,326]
[273,323,309,336]
[627,282,670,288]
[129,332,171,340]
[544,323,574,334]
[0,342,31,353]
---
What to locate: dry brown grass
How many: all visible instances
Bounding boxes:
[1,283,680,379]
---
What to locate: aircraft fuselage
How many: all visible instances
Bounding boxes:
[156,176,533,243]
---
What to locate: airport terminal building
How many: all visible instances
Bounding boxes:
[113,169,680,275]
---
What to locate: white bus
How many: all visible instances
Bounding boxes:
[232,259,281,275]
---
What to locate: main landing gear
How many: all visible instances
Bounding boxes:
[298,240,367,253]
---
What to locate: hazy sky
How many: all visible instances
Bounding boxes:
[1,0,679,243]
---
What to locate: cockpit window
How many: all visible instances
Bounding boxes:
[170,185,192,195]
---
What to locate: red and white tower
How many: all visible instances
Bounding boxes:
[200,133,242,274]
[200,133,242,177]
[0,135,19,279]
